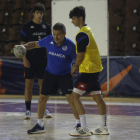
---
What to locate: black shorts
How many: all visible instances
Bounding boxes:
[24,65,46,79]
[73,72,101,95]
[41,71,73,95]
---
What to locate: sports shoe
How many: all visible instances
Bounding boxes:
[44,109,52,118]
[75,123,81,130]
[73,123,81,132]
[69,127,91,137]
[27,123,45,134]
[24,110,31,120]
[90,125,109,135]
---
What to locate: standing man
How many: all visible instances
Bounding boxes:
[21,3,52,120]
[69,6,109,136]
[17,22,80,134]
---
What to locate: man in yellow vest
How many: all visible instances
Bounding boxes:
[69,6,109,136]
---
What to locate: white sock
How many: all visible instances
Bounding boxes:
[37,118,44,127]
[76,119,80,125]
[100,114,107,129]
[79,114,88,130]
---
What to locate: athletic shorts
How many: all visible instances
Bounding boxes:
[41,70,73,95]
[73,72,101,95]
[24,65,46,79]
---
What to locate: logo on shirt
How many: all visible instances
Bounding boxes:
[62,45,67,51]
[48,51,65,58]
[33,32,46,36]
[42,25,46,29]
[50,41,54,44]
[30,26,35,28]
[38,36,41,40]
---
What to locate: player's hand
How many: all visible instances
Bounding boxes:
[23,56,31,68]
[71,71,77,77]
[71,64,79,77]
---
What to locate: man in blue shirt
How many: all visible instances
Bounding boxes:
[16,23,80,134]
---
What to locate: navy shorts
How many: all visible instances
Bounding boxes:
[73,72,101,95]
[41,71,73,95]
[24,65,46,79]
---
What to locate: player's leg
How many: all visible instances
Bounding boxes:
[37,94,50,120]
[24,66,35,120]
[65,94,81,128]
[93,93,106,119]
[65,94,80,123]
[90,93,109,135]
[69,91,91,137]
[37,65,52,118]
[38,79,43,94]
[71,92,85,115]
[68,74,91,136]
[38,79,52,118]
[27,71,58,134]
[58,73,81,127]
[27,94,49,134]
[88,73,109,135]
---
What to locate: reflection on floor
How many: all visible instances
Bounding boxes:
[0,95,140,140]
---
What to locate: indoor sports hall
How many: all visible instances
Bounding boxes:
[0,0,140,140]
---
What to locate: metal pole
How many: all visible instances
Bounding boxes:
[107,0,110,93]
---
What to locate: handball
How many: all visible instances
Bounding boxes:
[13,45,27,58]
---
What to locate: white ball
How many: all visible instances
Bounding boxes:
[13,45,27,58]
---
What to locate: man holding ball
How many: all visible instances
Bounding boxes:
[15,22,81,134]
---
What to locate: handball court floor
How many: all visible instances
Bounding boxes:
[0,95,140,140]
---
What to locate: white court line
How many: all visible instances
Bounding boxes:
[0,99,140,106]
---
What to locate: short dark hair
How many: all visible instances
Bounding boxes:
[53,22,66,33]
[32,3,46,14]
[69,6,86,21]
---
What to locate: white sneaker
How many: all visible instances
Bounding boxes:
[90,125,109,135]
[69,127,91,137]
[24,110,31,120]
[44,109,52,118]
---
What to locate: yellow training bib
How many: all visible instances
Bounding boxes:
[75,26,103,73]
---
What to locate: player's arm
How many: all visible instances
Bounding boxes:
[74,52,85,67]
[72,52,85,76]
[23,36,48,50]
[23,41,40,50]
[71,32,89,76]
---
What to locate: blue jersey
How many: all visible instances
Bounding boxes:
[38,35,76,75]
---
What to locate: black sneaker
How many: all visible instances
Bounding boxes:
[27,123,45,134]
